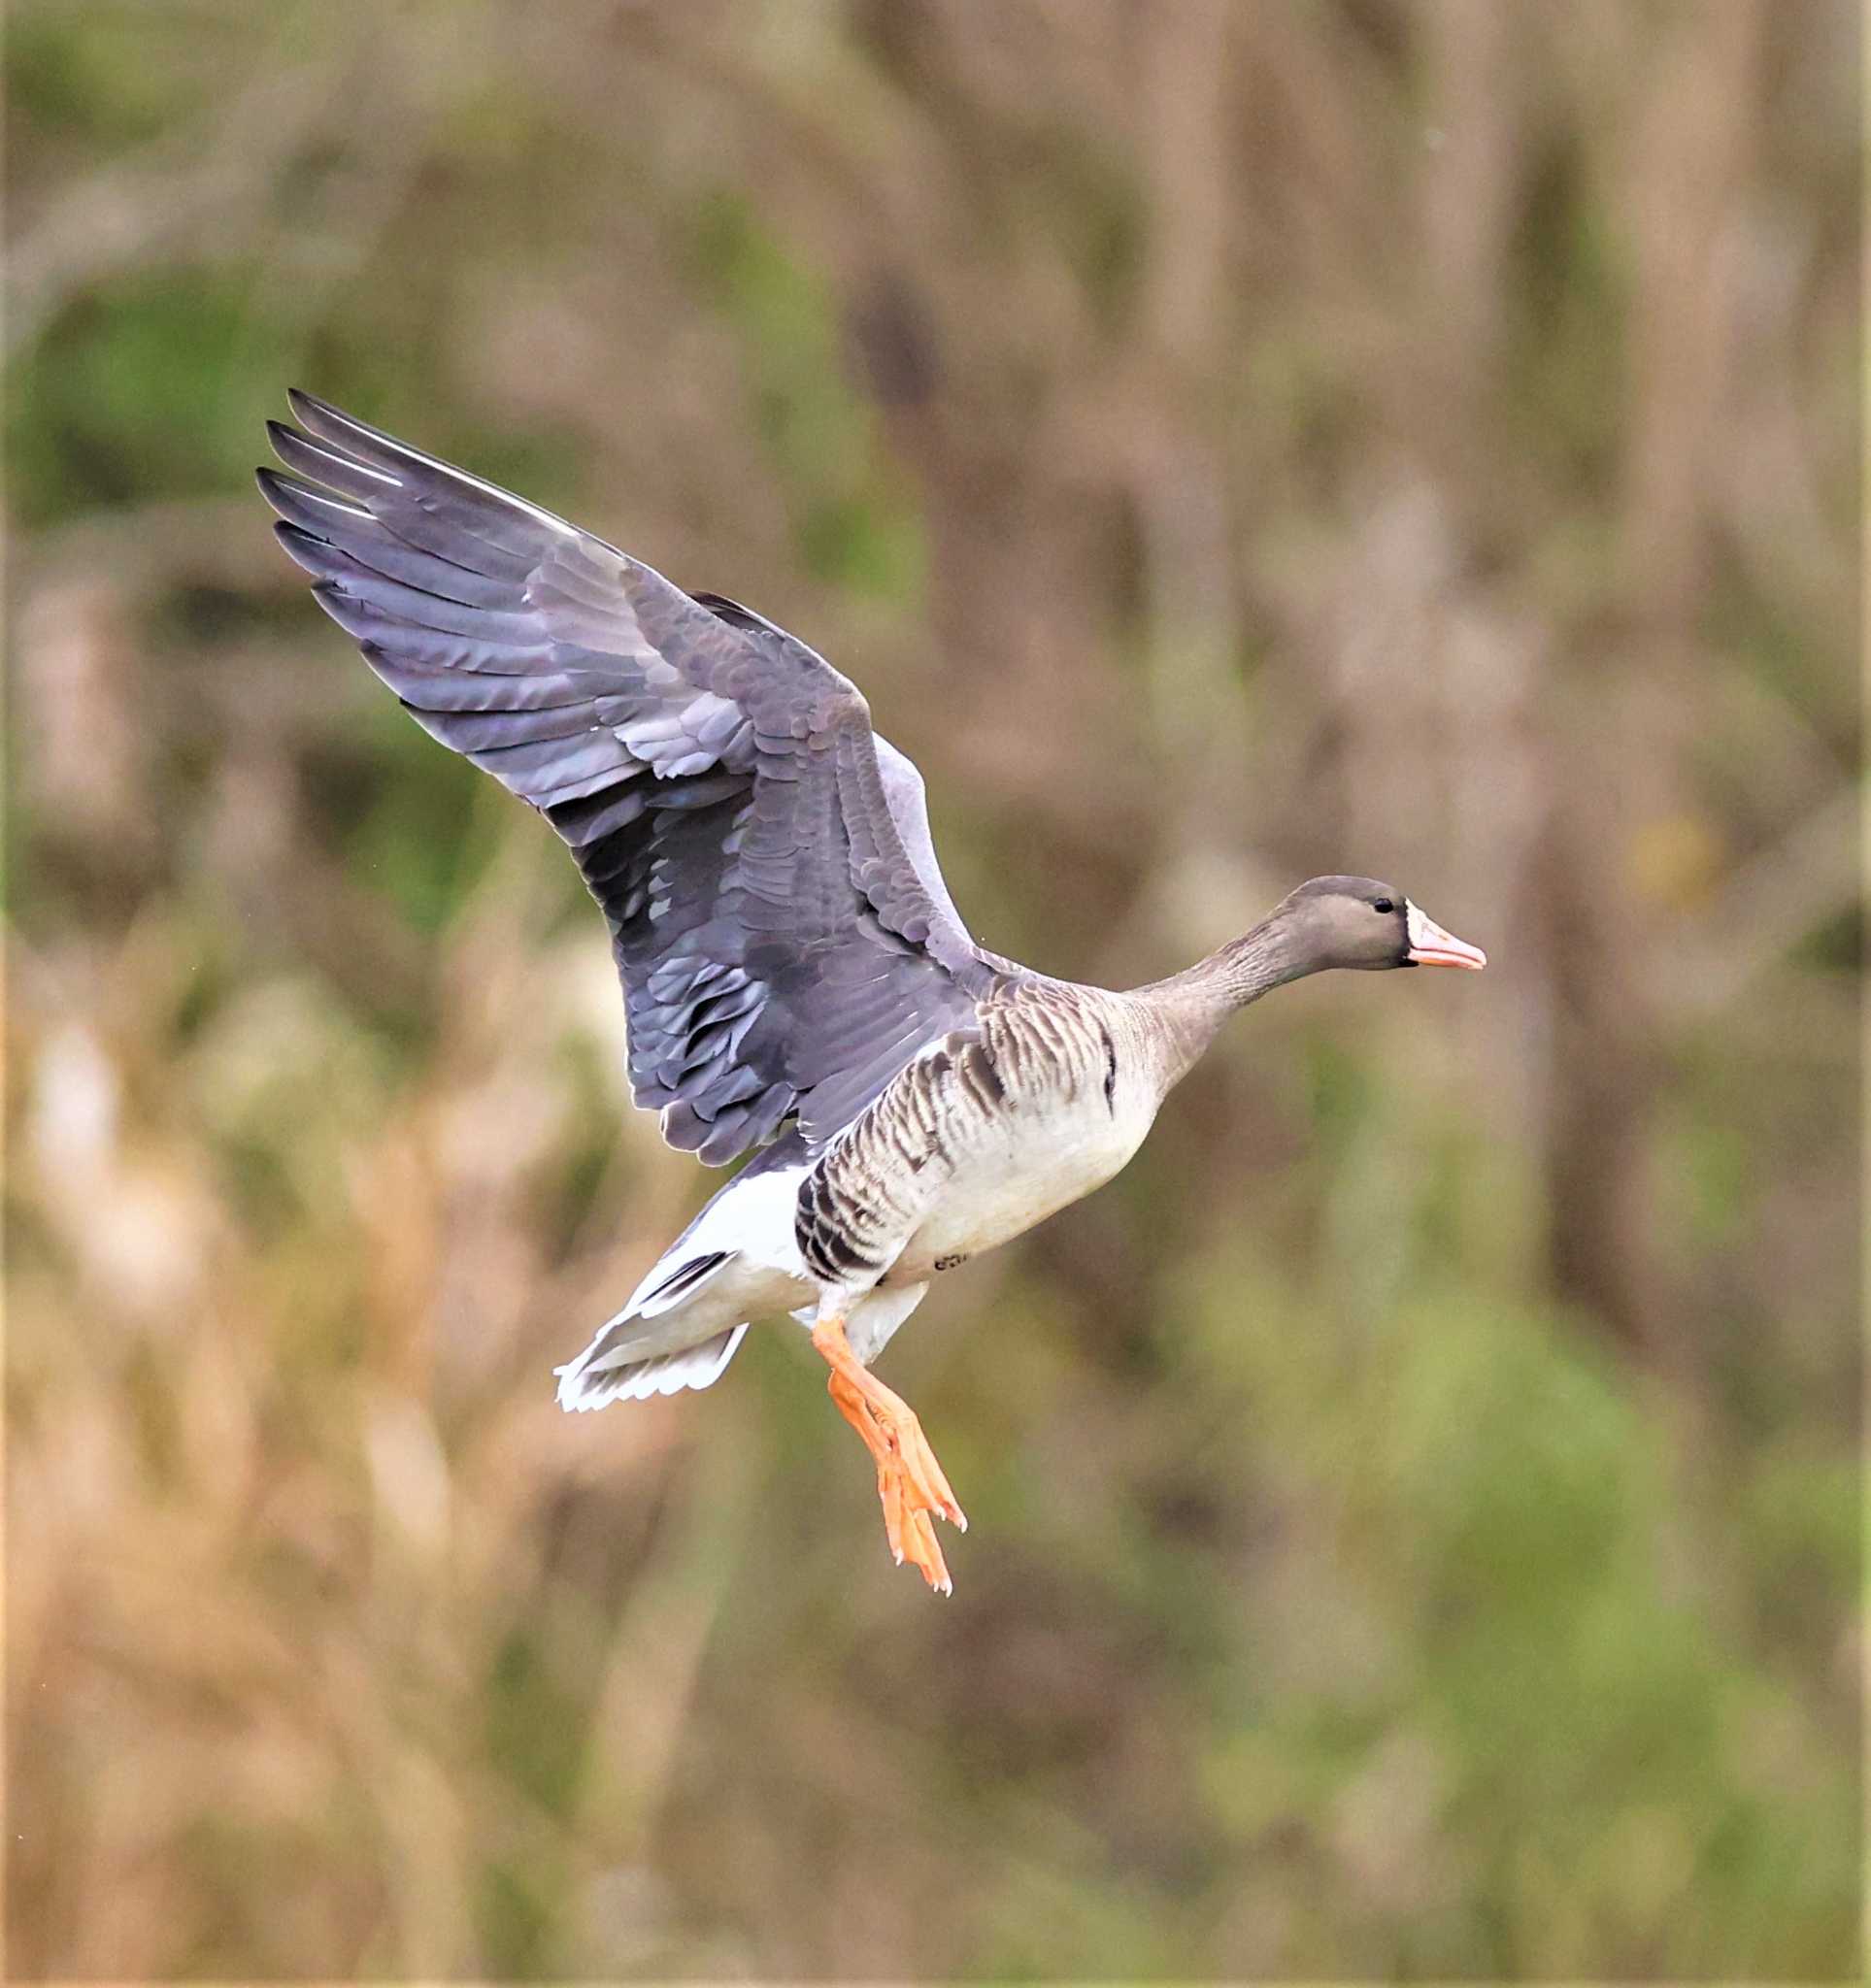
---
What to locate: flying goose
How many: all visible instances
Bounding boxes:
[259,393,1486,1594]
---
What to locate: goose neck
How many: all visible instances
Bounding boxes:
[1132,918,1307,1086]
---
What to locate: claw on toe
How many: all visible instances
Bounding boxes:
[878,1449,954,1593]
[890,1411,967,1534]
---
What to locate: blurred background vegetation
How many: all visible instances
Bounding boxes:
[6,0,1860,1977]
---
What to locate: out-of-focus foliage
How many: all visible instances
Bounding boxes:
[6,1,1859,1977]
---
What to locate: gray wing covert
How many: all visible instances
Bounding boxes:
[261,392,1001,1161]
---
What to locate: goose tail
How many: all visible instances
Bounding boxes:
[554,1315,750,1411]
[555,1132,816,1413]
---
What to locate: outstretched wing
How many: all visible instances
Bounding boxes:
[260,392,1006,1162]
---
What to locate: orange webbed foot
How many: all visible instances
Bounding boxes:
[817,1314,967,1594]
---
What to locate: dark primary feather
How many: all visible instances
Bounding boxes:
[260,392,1009,1161]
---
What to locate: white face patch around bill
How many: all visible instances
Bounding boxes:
[1404,900,1487,970]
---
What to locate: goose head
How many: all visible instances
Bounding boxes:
[1277,875,1487,974]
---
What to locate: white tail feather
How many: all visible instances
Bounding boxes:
[553,1148,813,1415]
[555,1321,749,1412]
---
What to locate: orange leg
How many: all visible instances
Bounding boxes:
[814,1315,967,1594]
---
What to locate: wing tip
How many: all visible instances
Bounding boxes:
[285,388,374,458]
[272,516,319,558]
[285,385,340,428]
[256,463,324,519]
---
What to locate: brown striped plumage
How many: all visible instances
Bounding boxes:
[811,983,1153,1290]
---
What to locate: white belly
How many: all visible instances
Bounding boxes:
[886,1082,1153,1283]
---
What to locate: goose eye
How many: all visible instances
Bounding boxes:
[1371,898,1394,915]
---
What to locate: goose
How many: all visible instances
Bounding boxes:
[259,392,1486,1594]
